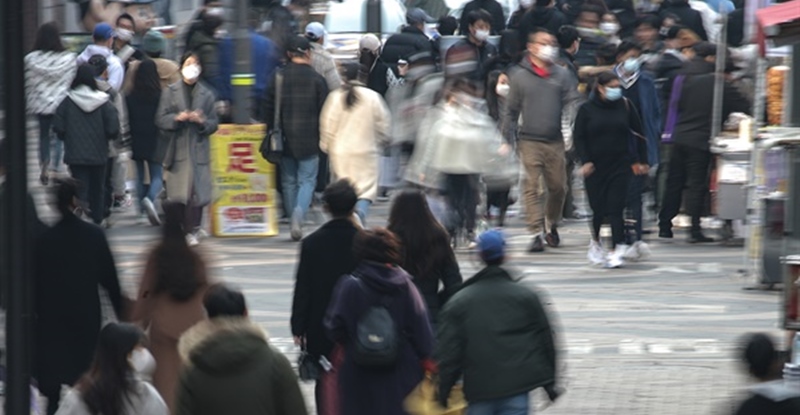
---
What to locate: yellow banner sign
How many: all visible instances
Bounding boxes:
[210,124,278,237]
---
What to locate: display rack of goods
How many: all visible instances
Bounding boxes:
[767,66,789,125]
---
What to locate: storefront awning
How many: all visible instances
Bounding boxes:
[757,0,800,55]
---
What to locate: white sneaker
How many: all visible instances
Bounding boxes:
[630,241,651,261]
[623,243,641,262]
[142,198,161,226]
[605,244,628,268]
[587,240,606,265]
[186,233,199,247]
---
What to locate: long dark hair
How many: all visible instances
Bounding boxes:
[486,70,503,121]
[387,191,455,279]
[54,177,80,217]
[132,59,162,100]
[77,323,144,415]
[150,203,207,301]
[72,65,99,90]
[32,22,66,53]
[341,61,361,109]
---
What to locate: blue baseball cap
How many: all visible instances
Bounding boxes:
[478,230,506,262]
[93,23,115,40]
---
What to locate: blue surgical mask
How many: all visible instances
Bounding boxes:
[623,57,642,73]
[605,87,623,101]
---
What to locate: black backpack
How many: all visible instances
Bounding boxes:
[352,276,399,368]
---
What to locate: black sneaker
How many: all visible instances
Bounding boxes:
[658,228,673,239]
[688,232,714,244]
[528,235,545,253]
[545,226,560,247]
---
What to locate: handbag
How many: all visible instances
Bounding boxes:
[404,374,467,415]
[297,343,321,381]
[260,72,284,164]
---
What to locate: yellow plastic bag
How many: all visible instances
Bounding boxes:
[404,376,467,415]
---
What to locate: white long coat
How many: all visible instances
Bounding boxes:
[320,84,391,202]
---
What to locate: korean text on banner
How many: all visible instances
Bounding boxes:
[210,124,278,237]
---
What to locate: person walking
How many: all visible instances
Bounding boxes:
[113,12,145,65]
[131,203,210,412]
[305,22,342,91]
[34,178,126,415]
[178,284,308,415]
[573,71,648,268]
[428,78,503,245]
[25,22,77,186]
[122,30,181,94]
[127,59,165,226]
[186,9,223,95]
[291,179,360,414]
[459,0,506,36]
[657,42,749,242]
[55,323,168,415]
[77,23,125,91]
[156,52,219,245]
[733,333,800,415]
[88,54,131,227]
[436,230,560,413]
[518,0,569,47]
[659,0,708,41]
[613,41,661,260]
[387,190,462,326]
[485,70,516,227]
[381,8,436,76]
[320,62,390,225]
[325,228,434,415]
[502,29,581,253]
[446,10,499,82]
[263,36,329,241]
[54,64,120,225]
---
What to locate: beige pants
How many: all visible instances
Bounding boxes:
[519,140,567,235]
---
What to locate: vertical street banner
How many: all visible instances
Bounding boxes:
[210,124,279,237]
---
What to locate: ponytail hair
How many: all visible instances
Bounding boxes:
[341,61,361,109]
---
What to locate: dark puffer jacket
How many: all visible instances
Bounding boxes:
[177,318,308,415]
[53,86,119,166]
[381,26,435,68]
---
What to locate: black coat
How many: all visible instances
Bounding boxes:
[54,93,119,166]
[445,38,499,82]
[263,63,329,160]
[33,213,124,396]
[659,1,708,41]
[381,26,435,68]
[459,0,506,36]
[127,91,164,163]
[673,59,751,151]
[734,383,800,415]
[517,8,568,49]
[291,218,358,358]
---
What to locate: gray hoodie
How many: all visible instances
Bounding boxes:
[501,55,581,144]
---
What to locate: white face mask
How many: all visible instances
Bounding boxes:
[129,348,156,378]
[116,28,134,42]
[182,64,201,81]
[495,83,510,97]
[536,45,558,63]
[600,22,619,36]
[520,0,534,7]
[474,29,490,42]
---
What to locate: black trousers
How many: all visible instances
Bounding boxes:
[71,164,107,224]
[444,174,479,236]
[586,167,631,246]
[658,143,712,231]
[104,157,115,219]
[563,150,577,218]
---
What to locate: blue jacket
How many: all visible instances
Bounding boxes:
[620,71,662,167]
[219,31,280,102]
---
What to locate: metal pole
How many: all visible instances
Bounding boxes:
[788,45,800,126]
[2,0,32,412]
[710,11,728,140]
[366,0,382,34]
[232,0,253,124]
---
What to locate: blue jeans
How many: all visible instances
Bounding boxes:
[468,393,530,415]
[135,160,164,211]
[38,114,63,169]
[280,155,319,218]
[355,198,371,225]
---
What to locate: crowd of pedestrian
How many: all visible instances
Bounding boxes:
[16,0,769,413]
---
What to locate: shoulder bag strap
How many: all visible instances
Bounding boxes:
[274,71,283,130]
